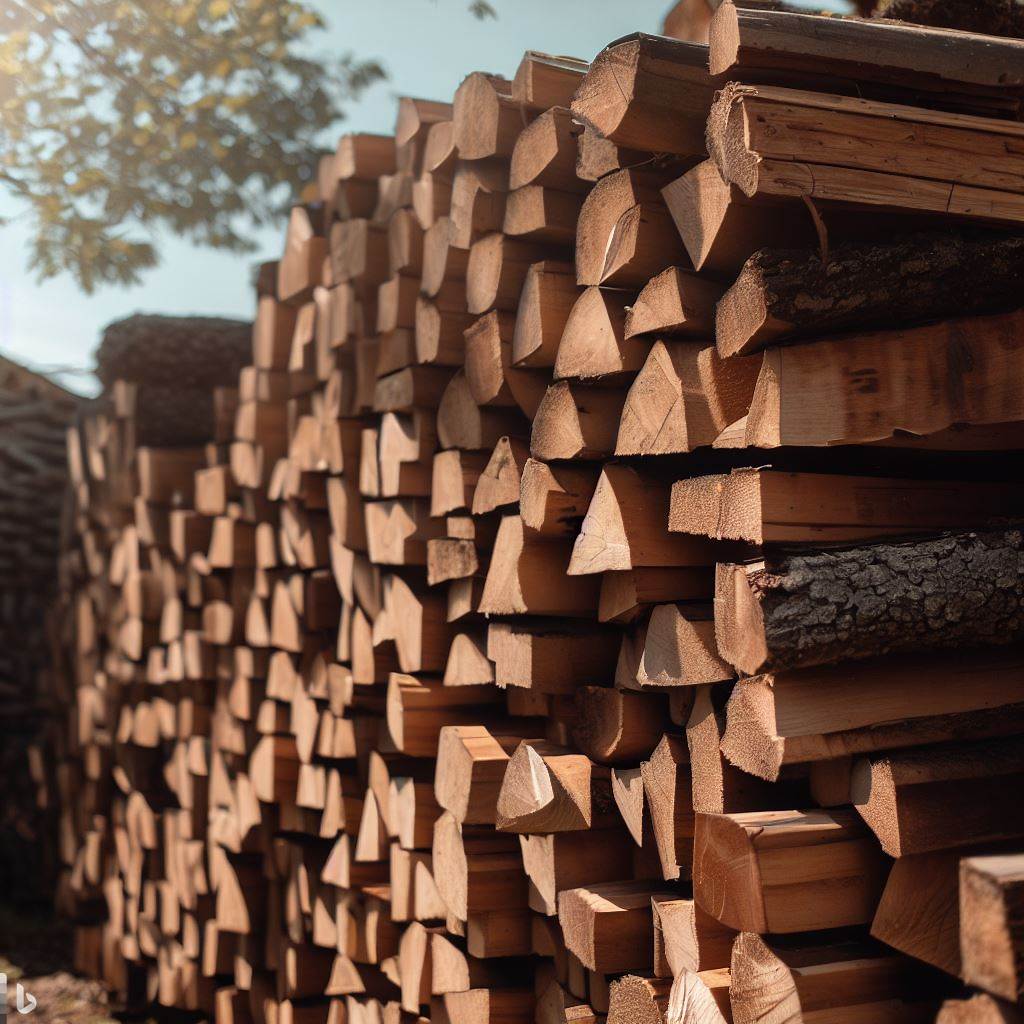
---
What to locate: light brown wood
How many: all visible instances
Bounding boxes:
[625,267,724,340]
[693,809,890,933]
[720,649,1024,781]
[615,341,718,455]
[555,288,652,382]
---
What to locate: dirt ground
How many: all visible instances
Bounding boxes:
[0,906,115,1024]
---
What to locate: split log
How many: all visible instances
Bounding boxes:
[554,288,651,382]
[558,880,678,973]
[599,566,713,624]
[568,465,726,575]
[642,734,694,881]
[512,261,580,369]
[715,527,1024,675]
[509,107,588,194]
[728,932,938,1024]
[519,829,635,918]
[575,169,682,286]
[503,186,582,247]
[708,0,1024,117]
[960,853,1024,1004]
[495,741,615,833]
[852,737,1024,856]
[519,458,600,539]
[652,896,736,977]
[709,83,1024,226]
[571,34,718,154]
[486,620,618,693]
[512,51,588,108]
[721,649,1024,780]
[670,468,1024,544]
[615,341,718,455]
[453,72,526,161]
[693,809,890,932]
[743,308,1024,449]
[478,515,601,617]
[530,382,627,461]
[662,160,811,277]
[471,436,529,515]
[871,848,964,976]
[624,267,724,340]
[634,604,732,688]
[466,234,553,315]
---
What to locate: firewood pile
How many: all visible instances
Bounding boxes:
[50,5,1024,1023]
[0,354,80,900]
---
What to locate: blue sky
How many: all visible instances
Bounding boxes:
[0,0,687,392]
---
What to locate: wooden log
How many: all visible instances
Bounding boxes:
[385,675,500,757]
[503,186,582,247]
[431,449,490,516]
[478,515,600,618]
[576,169,685,286]
[466,234,553,315]
[715,232,1024,359]
[509,107,588,194]
[512,52,588,109]
[464,311,518,409]
[512,261,580,369]
[486,620,618,693]
[432,811,527,921]
[729,932,938,1024]
[852,737,1024,857]
[449,160,509,249]
[558,881,678,973]
[652,896,736,978]
[693,809,890,933]
[721,648,1024,780]
[569,464,725,575]
[634,604,732,688]
[571,34,718,155]
[710,85,1024,226]
[519,458,600,539]
[938,995,1024,1024]
[519,829,635,918]
[744,308,1024,449]
[453,72,525,161]
[662,160,811,277]
[871,848,964,976]
[574,688,669,765]
[554,288,651,382]
[471,436,529,515]
[716,528,1024,675]
[960,853,1024,1004]
[495,741,614,833]
[642,734,694,881]
[530,382,627,461]
[671,468,1024,544]
[435,725,521,825]
[436,372,529,451]
[624,267,724,340]
[708,0,1024,117]
[599,566,713,624]
[615,341,718,456]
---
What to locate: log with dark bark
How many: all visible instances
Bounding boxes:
[716,526,1024,675]
[716,232,1024,358]
[96,314,251,390]
[876,0,1024,39]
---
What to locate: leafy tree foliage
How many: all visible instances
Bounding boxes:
[0,0,391,291]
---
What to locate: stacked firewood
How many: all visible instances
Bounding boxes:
[0,354,80,901]
[52,6,1024,1024]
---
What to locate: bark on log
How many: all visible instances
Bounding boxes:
[717,526,1024,674]
[716,232,1024,358]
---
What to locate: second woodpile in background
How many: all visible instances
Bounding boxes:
[47,4,1024,1023]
